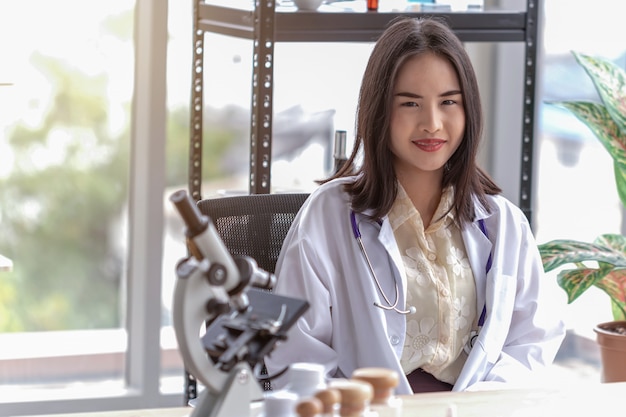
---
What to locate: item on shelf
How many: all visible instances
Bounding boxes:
[367,0,378,11]
[333,130,348,174]
[293,0,324,11]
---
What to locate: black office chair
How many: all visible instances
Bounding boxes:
[183,192,309,402]
[197,193,309,275]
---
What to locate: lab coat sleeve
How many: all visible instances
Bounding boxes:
[467,202,567,390]
[264,222,340,389]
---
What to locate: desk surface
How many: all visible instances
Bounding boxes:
[28,382,626,417]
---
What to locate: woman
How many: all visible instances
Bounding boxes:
[264,17,565,394]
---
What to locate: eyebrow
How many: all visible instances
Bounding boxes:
[394,90,463,98]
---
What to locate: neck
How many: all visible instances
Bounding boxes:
[397,170,443,228]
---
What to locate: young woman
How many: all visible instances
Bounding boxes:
[264,17,566,394]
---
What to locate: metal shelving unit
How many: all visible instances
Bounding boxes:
[185,0,539,402]
[189,0,538,219]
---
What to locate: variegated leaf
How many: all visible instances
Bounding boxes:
[551,101,626,166]
[611,299,626,321]
[557,267,609,303]
[573,51,626,136]
[614,160,626,209]
[596,269,626,304]
[596,269,626,321]
[595,233,626,252]
[538,239,626,272]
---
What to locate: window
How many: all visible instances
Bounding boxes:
[0,1,182,414]
[534,0,626,378]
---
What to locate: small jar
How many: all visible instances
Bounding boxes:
[285,362,327,398]
[367,0,378,11]
[262,390,299,417]
[328,379,373,417]
[351,368,402,417]
[314,388,341,416]
[296,397,324,417]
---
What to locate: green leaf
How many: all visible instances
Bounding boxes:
[538,239,626,272]
[573,51,626,136]
[595,269,626,308]
[614,160,626,209]
[557,267,608,303]
[550,101,626,167]
[611,299,626,321]
[595,233,626,252]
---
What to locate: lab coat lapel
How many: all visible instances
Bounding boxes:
[462,217,492,317]
[378,217,408,305]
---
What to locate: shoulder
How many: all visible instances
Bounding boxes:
[477,194,528,223]
[474,194,534,242]
[284,176,355,237]
[301,176,355,214]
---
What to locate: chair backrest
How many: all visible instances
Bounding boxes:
[196,192,309,274]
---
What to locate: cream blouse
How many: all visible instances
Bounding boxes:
[388,185,477,384]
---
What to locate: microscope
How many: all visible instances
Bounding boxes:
[170,190,309,417]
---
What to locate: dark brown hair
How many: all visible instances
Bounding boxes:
[322,17,501,224]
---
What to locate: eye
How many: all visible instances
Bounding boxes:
[401,101,419,107]
[442,99,457,105]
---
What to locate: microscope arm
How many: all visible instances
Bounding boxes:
[172,256,230,393]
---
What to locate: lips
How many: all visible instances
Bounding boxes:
[412,139,446,152]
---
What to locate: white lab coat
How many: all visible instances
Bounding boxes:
[265,176,566,394]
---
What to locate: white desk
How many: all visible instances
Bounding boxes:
[27,381,626,416]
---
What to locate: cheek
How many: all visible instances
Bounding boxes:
[451,111,466,141]
[390,110,411,134]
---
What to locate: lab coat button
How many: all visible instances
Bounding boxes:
[427,253,436,261]
[390,335,400,345]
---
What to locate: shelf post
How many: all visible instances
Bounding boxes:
[189,0,204,201]
[519,0,539,225]
[249,0,276,194]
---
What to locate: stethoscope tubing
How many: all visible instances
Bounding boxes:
[350,210,413,314]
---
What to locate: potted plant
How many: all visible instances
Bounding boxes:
[537,51,626,383]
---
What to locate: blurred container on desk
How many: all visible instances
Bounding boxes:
[0,254,12,272]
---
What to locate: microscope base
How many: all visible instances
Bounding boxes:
[191,363,263,417]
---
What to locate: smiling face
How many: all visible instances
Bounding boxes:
[389,52,465,181]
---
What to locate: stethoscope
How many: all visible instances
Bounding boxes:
[350,210,491,353]
[350,210,416,315]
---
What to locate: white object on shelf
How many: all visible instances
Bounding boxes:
[293,0,324,11]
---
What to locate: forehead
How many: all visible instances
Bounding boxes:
[394,52,460,89]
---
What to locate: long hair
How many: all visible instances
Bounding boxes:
[322,17,501,223]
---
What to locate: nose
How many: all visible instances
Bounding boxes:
[419,104,443,133]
